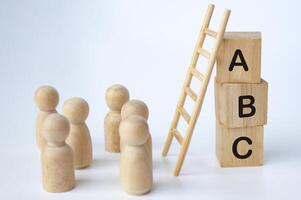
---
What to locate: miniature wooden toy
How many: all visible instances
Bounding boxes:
[216,122,263,167]
[34,85,59,150]
[215,32,268,167]
[119,115,153,195]
[63,97,93,169]
[41,113,75,193]
[215,79,268,128]
[120,100,152,157]
[216,32,261,83]
[104,84,130,153]
[162,4,231,176]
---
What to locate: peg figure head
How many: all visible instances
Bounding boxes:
[105,84,129,111]
[34,85,59,111]
[121,99,149,120]
[119,115,149,146]
[42,113,70,144]
[63,97,89,124]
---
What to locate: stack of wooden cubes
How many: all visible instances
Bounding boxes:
[215,32,268,167]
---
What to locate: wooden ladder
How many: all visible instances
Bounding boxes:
[162,4,231,176]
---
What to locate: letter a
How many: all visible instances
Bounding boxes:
[229,49,249,71]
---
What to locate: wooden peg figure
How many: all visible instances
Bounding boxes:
[120,100,152,160]
[63,97,93,169]
[119,115,153,195]
[34,85,59,150]
[104,84,129,153]
[41,113,75,193]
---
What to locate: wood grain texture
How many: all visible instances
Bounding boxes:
[216,32,261,83]
[41,113,75,193]
[36,110,57,149]
[215,79,268,128]
[34,85,59,150]
[216,122,263,167]
[63,97,93,169]
[119,116,152,195]
[104,84,130,153]
[104,111,122,153]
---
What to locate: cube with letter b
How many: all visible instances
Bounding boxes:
[215,79,268,128]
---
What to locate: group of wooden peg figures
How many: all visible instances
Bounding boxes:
[35,84,152,195]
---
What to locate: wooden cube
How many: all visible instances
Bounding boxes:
[216,122,263,167]
[216,32,261,83]
[215,79,268,128]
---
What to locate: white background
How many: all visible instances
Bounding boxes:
[0,0,300,199]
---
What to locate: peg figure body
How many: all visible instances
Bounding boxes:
[41,113,75,193]
[63,97,93,169]
[104,84,129,153]
[119,116,153,195]
[34,86,59,150]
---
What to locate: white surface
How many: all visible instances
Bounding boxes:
[1,0,301,199]
[1,136,301,200]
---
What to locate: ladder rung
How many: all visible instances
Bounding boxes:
[191,68,205,81]
[197,48,210,59]
[172,129,184,145]
[185,87,197,101]
[177,107,191,123]
[204,28,217,38]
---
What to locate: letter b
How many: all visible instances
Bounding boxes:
[239,95,256,118]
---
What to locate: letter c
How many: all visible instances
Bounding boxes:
[232,136,252,159]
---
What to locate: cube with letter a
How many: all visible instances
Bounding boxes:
[216,32,261,83]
